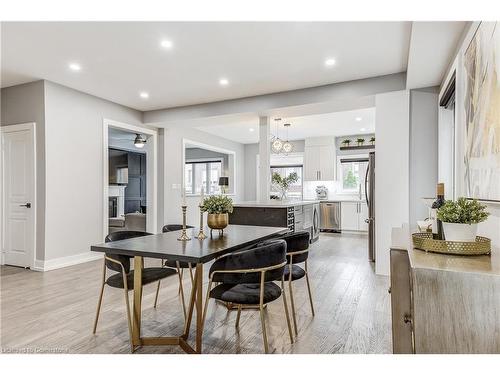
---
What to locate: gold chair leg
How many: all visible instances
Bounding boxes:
[201,278,213,333]
[92,282,105,334]
[92,259,107,334]
[123,275,134,353]
[281,278,294,344]
[304,260,315,316]
[259,271,269,354]
[235,305,242,328]
[259,305,269,354]
[153,280,161,308]
[288,266,298,335]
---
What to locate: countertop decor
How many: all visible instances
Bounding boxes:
[412,232,491,256]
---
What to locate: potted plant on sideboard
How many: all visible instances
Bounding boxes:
[356,138,365,146]
[201,195,234,235]
[437,197,489,241]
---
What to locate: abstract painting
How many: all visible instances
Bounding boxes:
[463,22,500,202]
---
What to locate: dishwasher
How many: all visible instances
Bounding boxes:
[319,201,341,232]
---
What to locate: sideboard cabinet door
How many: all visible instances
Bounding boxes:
[390,249,414,354]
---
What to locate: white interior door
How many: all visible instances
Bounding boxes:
[1,123,36,268]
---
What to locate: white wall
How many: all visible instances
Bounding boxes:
[439,22,500,248]
[409,88,439,227]
[43,81,145,261]
[1,81,46,261]
[162,126,245,227]
[375,90,410,275]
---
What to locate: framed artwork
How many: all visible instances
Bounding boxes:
[463,22,500,202]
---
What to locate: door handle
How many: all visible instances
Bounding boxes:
[20,203,31,208]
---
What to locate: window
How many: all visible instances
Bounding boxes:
[338,157,368,194]
[270,165,303,199]
[185,160,222,195]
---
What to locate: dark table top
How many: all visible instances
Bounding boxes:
[91,225,288,263]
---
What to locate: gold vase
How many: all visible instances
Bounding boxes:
[207,213,229,230]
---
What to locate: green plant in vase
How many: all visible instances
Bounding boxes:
[271,172,298,200]
[201,195,234,235]
[437,197,489,241]
[357,138,365,146]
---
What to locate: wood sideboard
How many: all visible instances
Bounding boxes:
[390,236,500,353]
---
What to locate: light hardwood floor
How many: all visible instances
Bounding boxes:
[0,233,392,354]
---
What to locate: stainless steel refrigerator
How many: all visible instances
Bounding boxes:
[365,152,375,262]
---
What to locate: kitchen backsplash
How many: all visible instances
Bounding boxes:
[303,180,361,201]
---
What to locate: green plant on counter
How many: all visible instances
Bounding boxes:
[272,172,298,191]
[200,195,234,214]
[370,136,375,144]
[437,197,489,224]
[341,139,352,147]
[356,138,365,146]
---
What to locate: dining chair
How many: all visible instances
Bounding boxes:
[92,230,177,352]
[278,231,314,335]
[201,240,294,353]
[155,224,194,318]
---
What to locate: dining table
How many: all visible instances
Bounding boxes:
[90,224,288,354]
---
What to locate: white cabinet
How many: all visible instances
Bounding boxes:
[304,146,321,181]
[341,202,359,231]
[341,201,368,232]
[304,137,336,181]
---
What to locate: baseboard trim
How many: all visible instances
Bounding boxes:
[32,252,103,272]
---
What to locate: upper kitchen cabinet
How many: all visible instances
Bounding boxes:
[304,137,336,181]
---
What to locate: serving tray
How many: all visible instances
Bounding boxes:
[412,232,491,256]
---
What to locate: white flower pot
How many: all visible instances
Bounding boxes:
[442,222,478,242]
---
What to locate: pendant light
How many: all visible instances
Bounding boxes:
[271,118,283,153]
[134,133,146,148]
[282,123,293,155]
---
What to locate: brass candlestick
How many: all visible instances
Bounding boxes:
[196,205,207,240]
[177,205,191,241]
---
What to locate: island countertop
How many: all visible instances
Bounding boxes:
[232,200,320,208]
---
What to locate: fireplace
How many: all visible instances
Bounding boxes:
[109,197,118,218]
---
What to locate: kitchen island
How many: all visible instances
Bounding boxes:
[230,200,320,241]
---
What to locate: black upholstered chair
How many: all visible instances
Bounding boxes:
[278,231,314,335]
[92,231,177,352]
[201,240,293,353]
[158,224,194,317]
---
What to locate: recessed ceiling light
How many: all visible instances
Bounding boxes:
[219,78,229,86]
[139,92,149,99]
[355,117,362,122]
[69,63,81,71]
[324,58,336,67]
[160,40,173,49]
[249,128,255,132]
[360,128,367,132]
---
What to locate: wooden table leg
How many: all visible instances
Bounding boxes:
[195,263,203,353]
[132,256,143,347]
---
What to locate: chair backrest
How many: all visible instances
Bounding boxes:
[209,240,287,284]
[162,224,194,233]
[281,231,310,264]
[104,231,151,273]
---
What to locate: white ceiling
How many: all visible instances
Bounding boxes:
[1,22,411,110]
[406,22,467,89]
[196,107,375,144]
